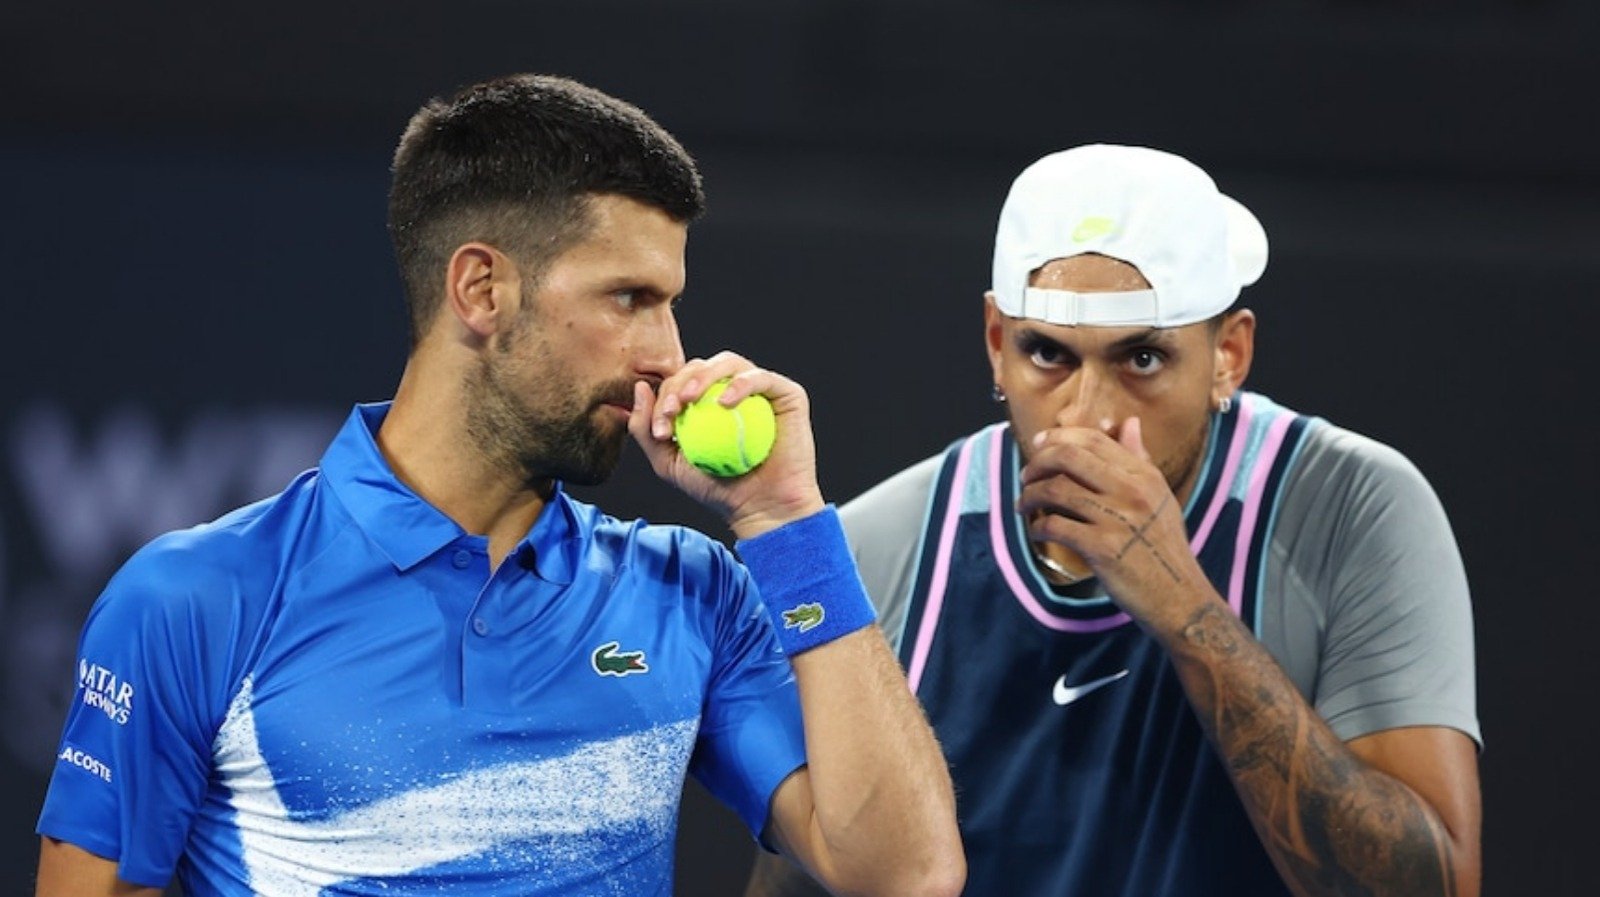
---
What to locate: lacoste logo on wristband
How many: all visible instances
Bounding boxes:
[591,641,649,677]
[781,603,824,633]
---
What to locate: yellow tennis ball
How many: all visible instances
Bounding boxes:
[673,379,776,477]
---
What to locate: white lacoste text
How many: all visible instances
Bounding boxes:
[58,746,112,783]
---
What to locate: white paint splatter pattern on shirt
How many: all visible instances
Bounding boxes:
[208,677,698,895]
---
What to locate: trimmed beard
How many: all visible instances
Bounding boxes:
[1156,413,1210,502]
[464,324,634,488]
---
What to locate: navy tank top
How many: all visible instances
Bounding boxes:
[898,392,1315,895]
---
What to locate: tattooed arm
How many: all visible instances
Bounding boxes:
[1021,419,1481,897]
[1167,602,1480,897]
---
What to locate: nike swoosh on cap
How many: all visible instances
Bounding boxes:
[1052,669,1130,706]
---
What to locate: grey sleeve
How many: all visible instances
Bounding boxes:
[1269,424,1481,748]
[838,455,943,655]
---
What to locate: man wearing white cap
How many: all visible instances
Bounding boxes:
[747,144,1481,896]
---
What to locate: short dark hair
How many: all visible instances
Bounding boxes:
[387,73,706,344]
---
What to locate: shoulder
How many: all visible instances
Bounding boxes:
[94,470,324,628]
[1269,408,1465,602]
[841,453,944,533]
[571,497,743,585]
[1284,416,1447,523]
[839,425,993,540]
[1257,406,1477,742]
[840,453,945,569]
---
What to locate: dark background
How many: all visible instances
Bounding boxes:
[2,2,1596,894]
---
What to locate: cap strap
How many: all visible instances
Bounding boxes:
[1018,287,1161,326]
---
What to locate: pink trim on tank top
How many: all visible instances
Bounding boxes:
[987,426,1131,633]
[905,434,977,694]
[1190,398,1253,555]
[1226,412,1294,613]
[907,406,1293,693]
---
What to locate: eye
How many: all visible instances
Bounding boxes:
[1019,334,1073,370]
[1126,348,1166,376]
[612,289,639,310]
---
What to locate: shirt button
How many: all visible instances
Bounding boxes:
[472,618,490,637]
[452,550,471,569]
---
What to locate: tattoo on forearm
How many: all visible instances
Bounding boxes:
[1178,605,1458,897]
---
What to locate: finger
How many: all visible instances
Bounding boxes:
[681,349,754,400]
[710,367,773,405]
[652,361,714,437]
[1030,423,1122,457]
[631,381,672,454]
[1024,507,1099,558]
[655,352,754,424]
[1015,475,1101,525]
[1118,415,1150,462]
[1022,429,1121,492]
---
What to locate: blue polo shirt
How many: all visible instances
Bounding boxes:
[37,402,808,896]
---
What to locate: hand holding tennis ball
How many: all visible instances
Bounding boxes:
[673,379,777,477]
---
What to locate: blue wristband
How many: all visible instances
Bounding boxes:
[734,505,878,656]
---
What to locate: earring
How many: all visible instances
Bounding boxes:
[1217,395,1233,415]
[992,384,1007,404]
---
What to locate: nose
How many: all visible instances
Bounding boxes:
[633,303,686,383]
[1054,363,1121,433]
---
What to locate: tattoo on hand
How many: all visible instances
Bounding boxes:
[1089,492,1183,583]
[1112,492,1169,559]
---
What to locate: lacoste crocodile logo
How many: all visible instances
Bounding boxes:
[781,603,824,633]
[591,641,649,677]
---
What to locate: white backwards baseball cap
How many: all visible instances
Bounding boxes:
[991,143,1268,328]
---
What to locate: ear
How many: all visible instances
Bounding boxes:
[1212,308,1256,405]
[443,242,519,340]
[983,291,1007,388]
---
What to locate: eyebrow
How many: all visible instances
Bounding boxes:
[1107,328,1175,350]
[1018,325,1175,350]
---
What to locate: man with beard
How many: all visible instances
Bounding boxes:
[747,144,1481,896]
[33,74,963,897]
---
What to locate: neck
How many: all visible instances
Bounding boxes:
[378,357,549,569]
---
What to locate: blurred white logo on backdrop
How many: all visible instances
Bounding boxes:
[2,402,343,772]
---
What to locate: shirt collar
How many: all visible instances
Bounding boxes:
[521,483,579,585]
[319,401,580,583]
